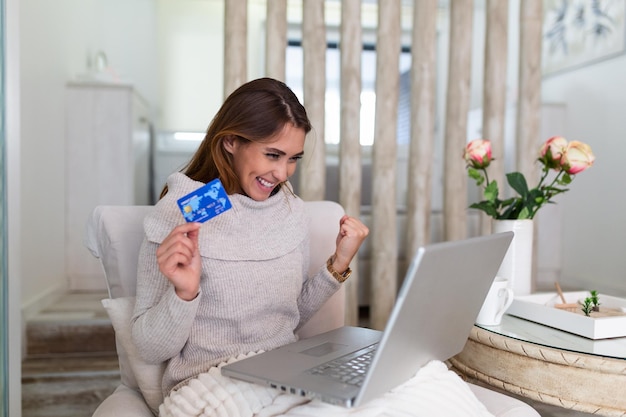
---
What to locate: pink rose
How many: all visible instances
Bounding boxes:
[539,136,568,169]
[560,141,595,174]
[464,139,492,169]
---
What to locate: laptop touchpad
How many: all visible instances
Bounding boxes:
[299,342,347,357]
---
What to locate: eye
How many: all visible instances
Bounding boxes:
[289,155,303,162]
[265,152,281,160]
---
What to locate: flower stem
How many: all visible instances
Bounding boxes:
[482,168,491,187]
[529,168,564,218]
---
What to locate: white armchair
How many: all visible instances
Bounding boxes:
[85,202,538,417]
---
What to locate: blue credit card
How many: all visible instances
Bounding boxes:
[176,178,232,223]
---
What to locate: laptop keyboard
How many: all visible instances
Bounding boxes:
[306,343,378,386]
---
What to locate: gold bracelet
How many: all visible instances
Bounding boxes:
[326,256,352,283]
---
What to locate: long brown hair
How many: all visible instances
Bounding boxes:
[160,78,311,198]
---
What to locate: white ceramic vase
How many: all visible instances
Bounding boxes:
[492,219,534,296]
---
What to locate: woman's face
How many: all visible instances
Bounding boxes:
[224,123,305,201]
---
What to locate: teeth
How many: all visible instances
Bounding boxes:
[258,177,275,188]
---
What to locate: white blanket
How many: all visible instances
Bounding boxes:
[159,353,494,417]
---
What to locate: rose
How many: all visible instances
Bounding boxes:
[463,139,492,169]
[560,141,595,174]
[538,137,595,174]
[539,136,567,169]
[465,136,595,220]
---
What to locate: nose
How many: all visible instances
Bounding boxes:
[273,161,290,183]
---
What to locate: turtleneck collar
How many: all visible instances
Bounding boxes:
[144,172,307,261]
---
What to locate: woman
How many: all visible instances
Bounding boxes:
[131,77,369,397]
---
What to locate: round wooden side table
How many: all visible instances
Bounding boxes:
[450,315,626,417]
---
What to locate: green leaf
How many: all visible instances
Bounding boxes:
[506,172,529,197]
[467,168,484,186]
[499,199,522,219]
[518,207,531,219]
[484,180,498,202]
[544,185,567,193]
[469,202,499,218]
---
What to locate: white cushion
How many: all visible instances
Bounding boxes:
[85,206,153,298]
[92,384,154,417]
[102,297,165,415]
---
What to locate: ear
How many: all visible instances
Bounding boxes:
[222,135,237,154]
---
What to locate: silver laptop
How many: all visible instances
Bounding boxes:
[222,232,513,407]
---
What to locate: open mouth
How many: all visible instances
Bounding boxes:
[257,177,275,190]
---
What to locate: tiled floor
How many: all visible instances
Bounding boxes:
[22,292,599,417]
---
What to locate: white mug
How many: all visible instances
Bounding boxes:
[476,277,514,326]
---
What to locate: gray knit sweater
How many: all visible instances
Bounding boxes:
[131,172,341,395]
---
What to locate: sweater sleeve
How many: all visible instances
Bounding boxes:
[295,237,341,331]
[131,238,201,364]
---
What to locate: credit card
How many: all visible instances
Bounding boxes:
[176,178,232,223]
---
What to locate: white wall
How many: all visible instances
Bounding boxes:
[542,56,626,296]
[19,0,158,313]
[156,0,225,131]
[156,0,273,132]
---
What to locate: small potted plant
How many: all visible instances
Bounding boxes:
[590,290,601,312]
[581,297,594,317]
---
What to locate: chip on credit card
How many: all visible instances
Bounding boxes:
[176,178,232,223]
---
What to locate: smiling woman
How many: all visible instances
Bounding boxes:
[132,77,369,402]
